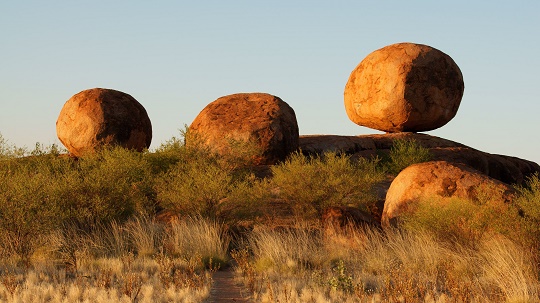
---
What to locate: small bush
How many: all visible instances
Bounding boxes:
[385,138,432,174]
[64,147,156,225]
[156,155,234,217]
[0,150,77,264]
[271,152,384,218]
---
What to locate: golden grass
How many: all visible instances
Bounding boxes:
[0,216,230,303]
[236,224,540,303]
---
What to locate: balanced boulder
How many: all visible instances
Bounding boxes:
[188,93,299,165]
[56,88,152,157]
[344,43,464,132]
[381,161,515,227]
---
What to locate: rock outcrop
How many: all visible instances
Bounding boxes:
[344,42,464,132]
[381,161,516,227]
[188,93,299,165]
[56,88,152,157]
[299,133,540,185]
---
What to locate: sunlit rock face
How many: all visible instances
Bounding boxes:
[56,88,152,157]
[344,42,464,133]
[188,93,299,165]
[381,161,515,227]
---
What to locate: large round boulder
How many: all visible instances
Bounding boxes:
[56,88,152,157]
[188,93,299,165]
[344,42,464,132]
[381,161,515,227]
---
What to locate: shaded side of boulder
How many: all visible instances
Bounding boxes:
[381,161,516,227]
[344,43,464,132]
[189,93,299,165]
[56,88,152,157]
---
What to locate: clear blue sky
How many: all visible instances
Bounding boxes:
[1,1,539,163]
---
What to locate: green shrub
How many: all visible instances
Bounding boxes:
[385,138,432,175]
[270,152,384,219]
[206,173,269,222]
[65,147,156,225]
[156,154,234,217]
[0,155,69,264]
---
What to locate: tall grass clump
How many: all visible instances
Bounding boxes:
[124,216,165,257]
[479,237,539,302]
[249,226,325,273]
[385,138,432,174]
[165,217,230,267]
[238,223,540,302]
[270,152,384,219]
[515,174,540,251]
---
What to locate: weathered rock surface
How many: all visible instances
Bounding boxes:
[344,43,464,132]
[56,88,152,157]
[189,93,299,165]
[299,133,540,185]
[381,161,516,227]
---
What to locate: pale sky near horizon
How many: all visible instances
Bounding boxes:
[1,1,539,164]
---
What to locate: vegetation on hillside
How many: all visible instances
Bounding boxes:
[1,131,539,302]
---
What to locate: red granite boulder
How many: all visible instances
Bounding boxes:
[56,88,152,157]
[188,93,299,165]
[344,43,464,132]
[381,161,516,227]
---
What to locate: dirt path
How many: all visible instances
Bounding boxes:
[207,268,252,302]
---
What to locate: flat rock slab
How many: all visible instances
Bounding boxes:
[207,269,251,303]
[299,133,540,185]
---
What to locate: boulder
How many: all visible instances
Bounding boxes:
[299,133,540,185]
[56,88,152,157]
[188,93,299,165]
[344,42,464,132]
[299,132,464,155]
[381,161,516,227]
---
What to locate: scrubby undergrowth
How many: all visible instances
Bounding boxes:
[1,132,540,302]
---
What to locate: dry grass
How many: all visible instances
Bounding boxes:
[0,216,229,303]
[0,257,210,303]
[235,224,540,303]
